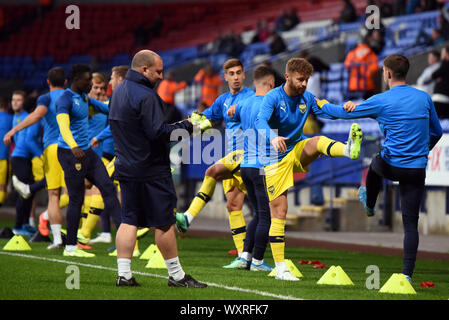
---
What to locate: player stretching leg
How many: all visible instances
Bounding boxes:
[255,58,363,280]
[319,55,443,283]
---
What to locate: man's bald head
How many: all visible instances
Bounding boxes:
[132,50,164,88]
[131,50,161,70]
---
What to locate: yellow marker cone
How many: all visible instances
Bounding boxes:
[139,244,158,260]
[145,249,167,269]
[317,266,354,285]
[268,259,303,278]
[379,273,416,294]
[109,246,141,257]
[2,235,32,251]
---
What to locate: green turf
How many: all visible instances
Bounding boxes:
[0,218,448,300]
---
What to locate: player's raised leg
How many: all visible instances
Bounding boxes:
[176,162,233,233]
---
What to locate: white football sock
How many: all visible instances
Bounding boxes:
[165,256,185,281]
[241,251,252,262]
[50,224,62,245]
[117,258,132,280]
[185,212,194,224]
[65,245,77,252]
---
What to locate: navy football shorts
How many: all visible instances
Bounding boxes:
[119,176,177,228]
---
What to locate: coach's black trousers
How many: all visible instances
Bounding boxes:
[241,167,271,261]
[366,154,425,277]
[58,147,121,246]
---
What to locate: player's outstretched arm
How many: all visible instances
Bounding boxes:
[89,98,110,114]
[3,105,48,146]
[313,97,380,120]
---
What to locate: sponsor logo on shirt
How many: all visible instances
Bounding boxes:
[280,101,287,113]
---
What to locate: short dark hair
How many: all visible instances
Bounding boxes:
[112,65,129,79]
[70,64,91,82]
[12,90,27,100]
[253,65,275,81]
[429,50,440,60]
[383,54,409,80]
[223,59,243,72]
[47,67,66,87]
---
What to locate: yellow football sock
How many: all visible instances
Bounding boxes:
[269,218,286,263]
[317,136,345,157]
[81,194,103,239]
[0,191,6,204]
[187,175,216,218]
[80,195,91,229]
[59,193,69,208]
[229,210,246,253]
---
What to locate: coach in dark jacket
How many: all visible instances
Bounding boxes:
[109,50,207,288]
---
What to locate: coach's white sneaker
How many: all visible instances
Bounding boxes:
[89,232,112,244]
[275,269,300,281]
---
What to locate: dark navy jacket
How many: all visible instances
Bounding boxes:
[109,69,193,181]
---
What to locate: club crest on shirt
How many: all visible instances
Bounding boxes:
[298,104,307,114]
[268,185,275,195]
[75,163,82,171]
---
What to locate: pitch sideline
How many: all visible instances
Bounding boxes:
[0,251,304,300]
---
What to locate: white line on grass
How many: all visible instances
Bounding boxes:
[0,251,304,300]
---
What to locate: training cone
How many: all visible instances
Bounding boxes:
[0,227,14,239]
[109,248,141,257]
[145,249,167,269]
[268,259,303,278]
[317,266,354,285]
[139,244,158,260]
[2,235,32,251]
[379,273,416,295]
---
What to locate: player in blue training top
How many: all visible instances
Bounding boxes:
[319,54,443,282]
[254,58,363,281]
[226,65,276,271]
[55,63,120,258]
[75,72,111,248]
[175,58,255,269]
[4,67,69,249]
[9,90,45,237]
[0,98,13,206]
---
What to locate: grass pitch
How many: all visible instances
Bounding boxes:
[0,218,448,301]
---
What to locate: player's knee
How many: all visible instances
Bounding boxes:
[48,188,61,198]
